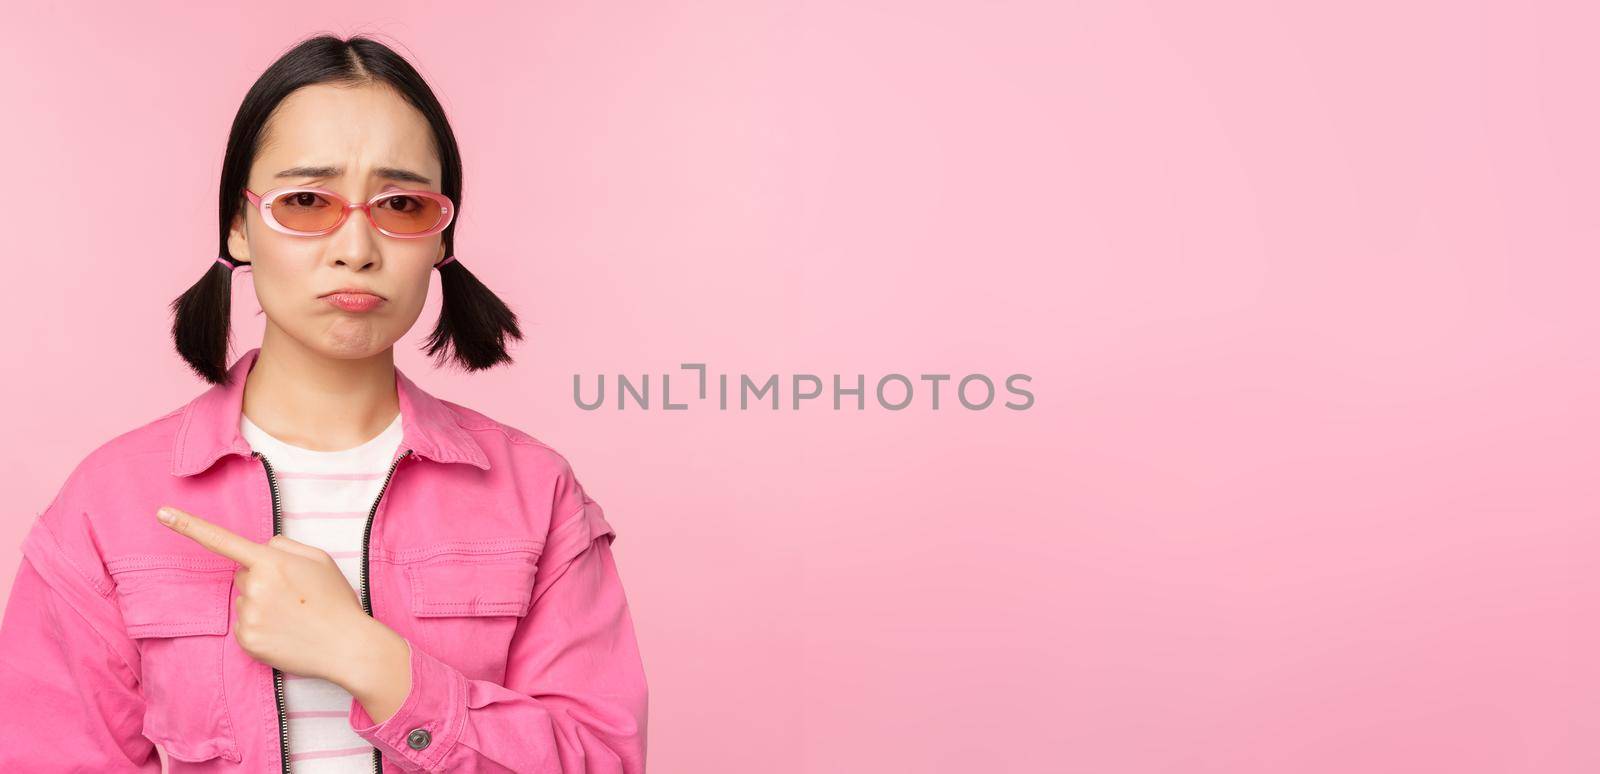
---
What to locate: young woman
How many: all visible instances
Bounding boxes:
[0,35,648,773]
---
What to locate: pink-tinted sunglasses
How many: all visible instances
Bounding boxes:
[244,186,455,238]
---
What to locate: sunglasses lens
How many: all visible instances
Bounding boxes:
[373,193,447,235]
[268,191,345,233]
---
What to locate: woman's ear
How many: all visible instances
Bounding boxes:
[227,210,251,263]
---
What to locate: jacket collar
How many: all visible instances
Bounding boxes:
[170,347,490,477]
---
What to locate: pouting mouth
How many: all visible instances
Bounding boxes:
[320,289,387,300]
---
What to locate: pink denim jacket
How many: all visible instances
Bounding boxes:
[0,347,648,772]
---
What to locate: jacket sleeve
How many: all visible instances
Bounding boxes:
[348,490,649,773]
[0,484,160,772]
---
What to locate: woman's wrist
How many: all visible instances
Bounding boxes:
[331,614,414,723]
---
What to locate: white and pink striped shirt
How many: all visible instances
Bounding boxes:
[240,411,404,773]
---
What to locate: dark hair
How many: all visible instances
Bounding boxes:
[170,34,522,385]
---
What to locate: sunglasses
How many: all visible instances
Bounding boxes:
[245,186,455,238]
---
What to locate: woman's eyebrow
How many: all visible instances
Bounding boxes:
[273,165,433,185]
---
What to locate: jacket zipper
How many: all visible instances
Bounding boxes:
[258,446,413,774]
[255,451,292,774]
[359,447,413,774]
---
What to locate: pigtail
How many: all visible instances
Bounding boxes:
[169,256,241,386]
[423,257,523,371]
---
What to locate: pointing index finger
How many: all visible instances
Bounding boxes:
[157,507,270,567]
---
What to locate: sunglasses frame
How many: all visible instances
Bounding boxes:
[244,186,455,238]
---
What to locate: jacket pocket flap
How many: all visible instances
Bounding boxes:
[106,556,235,639]
[405,548,539,618]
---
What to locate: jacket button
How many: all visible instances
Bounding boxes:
[406,728,432,750]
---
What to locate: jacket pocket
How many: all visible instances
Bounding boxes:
[398,540,542,682]
[107,555,243,764]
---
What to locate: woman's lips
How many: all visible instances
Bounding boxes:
[322,292,385,312]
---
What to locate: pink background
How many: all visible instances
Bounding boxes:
[2,2,1596,771]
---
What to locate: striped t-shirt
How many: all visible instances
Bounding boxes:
[240,410,404,772]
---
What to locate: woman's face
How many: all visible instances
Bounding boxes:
[227,81,447,359]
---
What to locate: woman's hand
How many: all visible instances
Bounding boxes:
[155,505,413,720]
